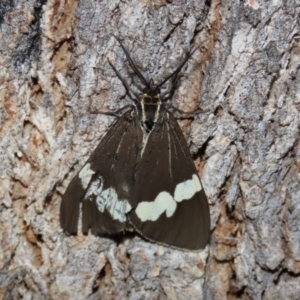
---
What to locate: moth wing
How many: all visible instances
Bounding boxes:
[60,110,143,235]
[129,112,210,250]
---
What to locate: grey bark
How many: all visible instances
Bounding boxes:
[0,0,300,299]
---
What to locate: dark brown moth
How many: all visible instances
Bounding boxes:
[60,36,210,250]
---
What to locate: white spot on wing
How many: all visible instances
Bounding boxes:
[84,175,131,222]
[85,176,103,199]
[174,174,202,202]
[135,174,202,222]
[79,163,95,189]
[135,192,176,222]
[96,187,131,223]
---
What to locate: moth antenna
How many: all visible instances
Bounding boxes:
[160,69,180,101]
[112,35,151,89]
[157,46,199,88]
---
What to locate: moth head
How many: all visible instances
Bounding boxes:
[142,79,161,100]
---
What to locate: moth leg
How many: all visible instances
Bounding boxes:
[166,104,201,118]
[91,104,134,117]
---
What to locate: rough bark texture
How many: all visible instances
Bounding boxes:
[0,0,300,299]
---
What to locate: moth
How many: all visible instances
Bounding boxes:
[60,36,210,250]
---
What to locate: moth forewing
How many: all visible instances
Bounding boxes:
[128,112,210,250]
[60,110,143,235]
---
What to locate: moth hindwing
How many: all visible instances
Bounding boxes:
[60,36,210,250]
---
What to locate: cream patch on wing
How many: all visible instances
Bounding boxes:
[135,174,202,222]
[135,192,176,222]
[79,163,95,189]
[84,176,103,199]
[174,174,202,202]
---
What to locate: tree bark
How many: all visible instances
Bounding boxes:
[0,0,299,299]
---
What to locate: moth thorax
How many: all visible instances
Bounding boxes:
[141,93,162,132]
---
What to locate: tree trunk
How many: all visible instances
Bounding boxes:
[0,0,299,299]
